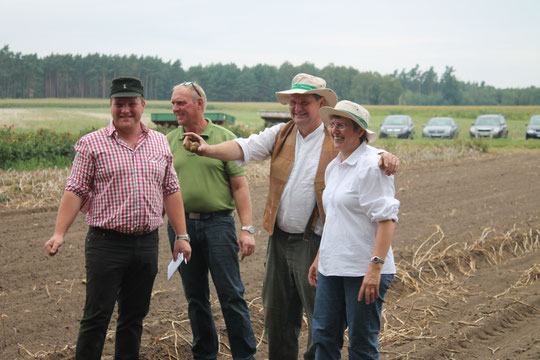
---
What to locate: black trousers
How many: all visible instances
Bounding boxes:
[76,227,159,360]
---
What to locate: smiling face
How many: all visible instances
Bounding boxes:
[329,116,365,159]
[171,86,203,130]
[288,93,325,129]
[110,96,145,134]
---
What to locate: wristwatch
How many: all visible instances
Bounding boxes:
[370,256,385,264]
[175,234,190,242]
[241,226,255,234]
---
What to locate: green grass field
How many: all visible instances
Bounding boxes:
[1,99,539,148]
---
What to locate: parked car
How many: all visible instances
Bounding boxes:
[469,114,508,138]
[422,117,459,139]
[379,115,415,139]
[525,115,540,140]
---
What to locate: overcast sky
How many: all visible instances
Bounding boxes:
[2,0,539,88]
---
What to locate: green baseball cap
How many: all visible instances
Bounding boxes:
[110,77,144,98]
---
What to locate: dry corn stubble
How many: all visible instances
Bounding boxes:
[0,168,70,209]
[380,225,540,353]
[6,148,533,359]
[0,162,271,210]
[0,144,484,210]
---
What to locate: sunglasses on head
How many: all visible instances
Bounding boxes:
[180,81,202,98]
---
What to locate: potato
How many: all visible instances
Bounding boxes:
[183,139,200,153]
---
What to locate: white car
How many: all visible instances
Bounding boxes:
[423,117,459,139]
[379,115,415,139]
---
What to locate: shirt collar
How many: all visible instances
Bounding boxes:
[106,121,116,137]
[178,118,213,140]
[299,121,325,141]
[199,118,214,139]
[340,142,368,165]
[106,120,149,138]
[312,122,325,137]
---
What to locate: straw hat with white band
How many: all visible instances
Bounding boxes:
[320,100,377,142]
[276,73,338,107]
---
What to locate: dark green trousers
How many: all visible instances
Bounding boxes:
[262,226,321,360]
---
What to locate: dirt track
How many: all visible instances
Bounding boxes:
[1,152,539,359]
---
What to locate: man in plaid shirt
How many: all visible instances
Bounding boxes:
[44,77,191,360]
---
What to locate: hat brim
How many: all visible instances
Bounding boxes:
[275,88,338,107]
[110,92,144,98]
[320,107,377,142]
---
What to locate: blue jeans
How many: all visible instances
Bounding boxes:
[76,227,159,360]
[167,216,256,360]
[312,273,394,360]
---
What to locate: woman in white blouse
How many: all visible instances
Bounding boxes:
[308,100,399,360]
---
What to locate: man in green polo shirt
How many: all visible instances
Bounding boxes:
[166,82,257,360]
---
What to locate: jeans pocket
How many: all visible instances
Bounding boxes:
[378,274,394,302]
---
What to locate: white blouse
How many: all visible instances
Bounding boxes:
[318,142,399,277]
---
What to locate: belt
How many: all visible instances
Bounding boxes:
[275,226,304,237]
[186,210,233,220]
[90,227,156,237]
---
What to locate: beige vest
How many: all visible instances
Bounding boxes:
[262,121,339,235]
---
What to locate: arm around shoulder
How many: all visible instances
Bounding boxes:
[377,151,400,176]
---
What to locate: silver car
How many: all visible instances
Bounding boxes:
[422,117,459,139]
[526,115,540,140]
[380,115,415,139]
[469,114,508,138]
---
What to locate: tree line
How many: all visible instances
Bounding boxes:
[1,45,539,105]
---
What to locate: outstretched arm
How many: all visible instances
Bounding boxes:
[183,132,245,162]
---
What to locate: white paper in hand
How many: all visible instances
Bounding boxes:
[167,253,184,280]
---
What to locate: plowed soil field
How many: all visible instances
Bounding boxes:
[1,152,539,359]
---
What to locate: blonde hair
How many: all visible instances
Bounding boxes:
[173,82,207,111]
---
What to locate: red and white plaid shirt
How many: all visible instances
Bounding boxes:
[66,121,180,234]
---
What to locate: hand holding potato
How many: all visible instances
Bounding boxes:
[183,137,200,153]
[183,132,208,155]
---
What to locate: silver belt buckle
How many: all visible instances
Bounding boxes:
[189,212,201,220]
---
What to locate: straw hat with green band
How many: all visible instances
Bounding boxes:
[320,100,377,143]
[276,73,338,107]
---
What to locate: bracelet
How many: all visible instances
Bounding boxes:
[175,234,190,242]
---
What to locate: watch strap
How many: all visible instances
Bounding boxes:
[241,226,255,234]
[175,234,190,242]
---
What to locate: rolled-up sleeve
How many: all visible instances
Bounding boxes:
[162,153,181,195]
[233,122,285,166]
[357,166,400,223]
[65,138,94,200]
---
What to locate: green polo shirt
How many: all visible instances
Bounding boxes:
[167,119,246,213]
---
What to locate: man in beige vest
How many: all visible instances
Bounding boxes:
[183,73,398,360]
